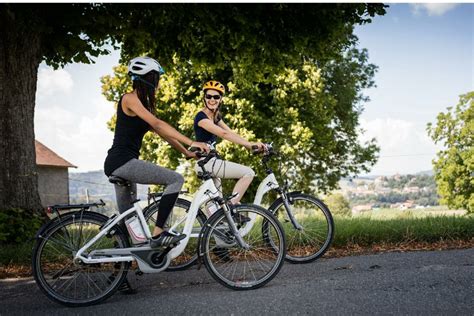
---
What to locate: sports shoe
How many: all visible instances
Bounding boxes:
[150,231,186,248]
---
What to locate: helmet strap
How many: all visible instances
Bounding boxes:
[204,100,216,113]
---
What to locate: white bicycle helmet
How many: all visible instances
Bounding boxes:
[128,56,165,76]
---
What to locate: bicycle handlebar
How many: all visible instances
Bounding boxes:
[251,143,277,157]
[189,146,219,166]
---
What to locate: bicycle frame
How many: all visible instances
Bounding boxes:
[241,155,303,235]
[74,177,222,273]
[238,173,279,236]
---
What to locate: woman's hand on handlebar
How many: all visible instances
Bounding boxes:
[185,150,199,160]
[190,141,210,153]
[250,142,267,154]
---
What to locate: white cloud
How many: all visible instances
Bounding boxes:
[359,118,441,175]
[35,97,115,172]
[410,3,459,16]
[37,68,74,98]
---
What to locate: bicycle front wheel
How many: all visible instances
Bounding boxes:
[200,204,286,290]
[268,192,334,263]
[32,212,130,307]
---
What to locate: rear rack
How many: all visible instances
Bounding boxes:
[46,200,106,218]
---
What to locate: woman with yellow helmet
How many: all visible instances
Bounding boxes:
[193,80,265,212]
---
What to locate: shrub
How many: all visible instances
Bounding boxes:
[325,193,351,217]
[0,208,44,244]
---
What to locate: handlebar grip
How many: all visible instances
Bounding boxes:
[251,145,262,155]
[189,147,206,158]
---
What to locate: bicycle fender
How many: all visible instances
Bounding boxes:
[197,209,225,266]
[34,211,110,239]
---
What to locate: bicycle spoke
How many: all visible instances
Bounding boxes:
[33,214,129,306]
[204,206,284,289]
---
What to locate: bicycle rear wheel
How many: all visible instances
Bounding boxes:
[32,212,130,307]
[200,204,286,290]
[268,192,334,263]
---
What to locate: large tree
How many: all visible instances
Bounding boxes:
[103,4,385,199]
[427,92,474,213]
[102,48,380,199]
[0,3,386,214]
[0,4,124,213]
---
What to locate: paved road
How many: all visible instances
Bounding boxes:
[1,248,473,315]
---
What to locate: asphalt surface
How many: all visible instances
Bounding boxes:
[1,248,473,315]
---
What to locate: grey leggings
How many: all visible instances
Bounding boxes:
[112,159,184,228]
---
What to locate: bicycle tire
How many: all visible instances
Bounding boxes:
[267,192,334,263]
[144,198,207,271]
[32,211,130,307]
[200,204,286,290]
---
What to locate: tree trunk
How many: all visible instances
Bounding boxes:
[0,8,44,214]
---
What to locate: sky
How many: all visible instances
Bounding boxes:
[34,3,473,176]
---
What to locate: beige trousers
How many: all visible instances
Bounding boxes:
[194,157,255,198]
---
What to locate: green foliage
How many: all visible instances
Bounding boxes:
[2,4,126,68]
[325,193,351,217]
[118,4,387,80]
[0,208,43,245]
[0,242,34,266]
[102,51,380,198]
[427,92,474,213]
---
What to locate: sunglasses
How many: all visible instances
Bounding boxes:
[205,94,221,100]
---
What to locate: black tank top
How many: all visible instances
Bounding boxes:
[104,96,150,176]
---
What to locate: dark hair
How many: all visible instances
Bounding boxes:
[132,71,160,114]
[203,89,223,123]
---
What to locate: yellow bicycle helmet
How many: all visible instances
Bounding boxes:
[203,80,225,95]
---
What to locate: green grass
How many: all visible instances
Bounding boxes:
[2,210,473,270]
[0,241,34,266]
[331,215,474,247]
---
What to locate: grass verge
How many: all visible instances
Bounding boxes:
[1,215,473,279]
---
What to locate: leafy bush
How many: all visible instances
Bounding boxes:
[325,193,351,217]
[0,208,44,244]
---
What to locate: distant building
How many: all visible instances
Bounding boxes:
[403,186,420,193]
[400,200,415,210]
[36,140,77,207]
[351,204,374,215]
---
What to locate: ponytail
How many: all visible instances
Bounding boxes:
[132,71,160,114]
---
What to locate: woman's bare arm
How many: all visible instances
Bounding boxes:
[199,118,252,149]
[123,93,208,153]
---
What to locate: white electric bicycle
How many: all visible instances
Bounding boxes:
[32,149,286,307]
[148,143,334,270]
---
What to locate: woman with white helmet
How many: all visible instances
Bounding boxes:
[104,56,209,248]
[194,81,265,217]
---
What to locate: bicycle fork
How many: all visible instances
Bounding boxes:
[280,193,303,231]
[222,203,251,250]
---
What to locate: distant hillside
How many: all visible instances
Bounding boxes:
[69,170,150,212]
[415,170,434,176]
[339,172,439,209]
